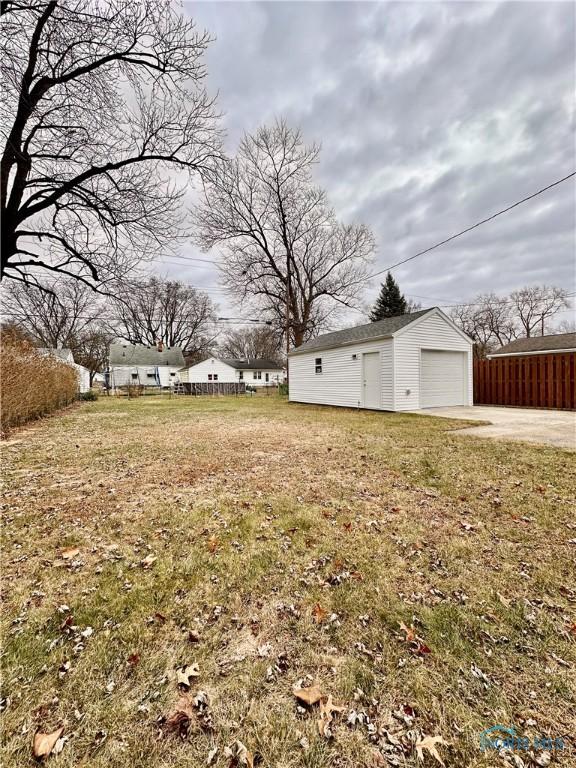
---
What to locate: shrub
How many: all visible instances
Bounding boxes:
[1,330,78,434]
[278,383,289,396]
[78,389,98,401]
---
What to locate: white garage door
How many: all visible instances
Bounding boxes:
[421,350,467,408]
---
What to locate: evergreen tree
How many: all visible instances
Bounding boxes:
[369,272,408,321]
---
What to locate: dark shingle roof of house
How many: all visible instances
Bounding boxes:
[221,358,283,370]
[489,333,576,356]
[288,308,434,356]
[109,343,185,367]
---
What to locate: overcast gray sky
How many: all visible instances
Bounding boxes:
[157,1,575,325]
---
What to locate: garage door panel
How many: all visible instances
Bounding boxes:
[421,350,466,408]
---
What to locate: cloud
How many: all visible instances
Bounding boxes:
[161,1,575,325]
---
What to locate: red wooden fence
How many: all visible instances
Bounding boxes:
[474,352,575,410]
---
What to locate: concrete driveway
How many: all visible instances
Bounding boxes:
[413,405,575,449]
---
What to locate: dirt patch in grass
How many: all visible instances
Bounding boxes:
[1,396,575,767]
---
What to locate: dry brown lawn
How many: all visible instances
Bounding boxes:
[1,395,575,767]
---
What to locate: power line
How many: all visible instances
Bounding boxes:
[1,311,271,325]
[365,171,576,282]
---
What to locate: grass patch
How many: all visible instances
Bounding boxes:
[1,395,575,766]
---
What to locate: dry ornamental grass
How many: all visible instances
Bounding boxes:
[1,395,574,767]
[1,332,78,434]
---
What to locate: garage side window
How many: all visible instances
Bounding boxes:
[315,357,322,374]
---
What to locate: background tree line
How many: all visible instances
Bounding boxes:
[2,276,284,384]
[449,285,571,357]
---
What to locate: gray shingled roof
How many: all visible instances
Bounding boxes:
[489,332,576,356]
[221,358,283,370]
[109,343,185,367]
[288,308,434,356]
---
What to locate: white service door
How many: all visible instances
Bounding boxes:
[362,352,381,409]
[421,350,467,408]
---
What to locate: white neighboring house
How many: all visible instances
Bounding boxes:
[38,347,91,393]
[182,357,284,387]
[288,307,473,412]
[108,342,185,390]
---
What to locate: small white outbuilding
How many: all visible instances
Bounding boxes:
[288,307,473,411]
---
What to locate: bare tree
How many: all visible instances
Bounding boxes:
[70,327,113,385]
[194,120,374,348]
[450,285,569,355]
[3,277,99,346]
[109,277,216,360]
[450,294,518,357]
[1,0,221,290]
[219,326,281,362]
[406,298,422,314]
[449,303,494,358]
[554,318,576,334]
[510,286,569,337]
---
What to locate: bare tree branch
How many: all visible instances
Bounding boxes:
[1,0,222,288]
[107,277,217,360]
[194,120,374,347]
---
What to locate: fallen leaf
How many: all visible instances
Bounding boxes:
[207,535,219,554]
[61,548,79,560]
[312,603,327,624]
[127,653,140,666]
[224,739,254,767]
[415,735,449,766]
[399,622,416,642]
[294,681,323,706]
[496,592,511,608]
[140,554,156,569]
[162,694,194,738]
[317,694,345,737]
[33,726,64,759]
[176,663,200,687]
[399,622,431,655]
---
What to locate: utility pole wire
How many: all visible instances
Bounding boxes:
[365,171,576,283]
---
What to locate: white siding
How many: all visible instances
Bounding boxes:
[393,312,473,411]
[109,365,181,388]
[289,339,394,409]
[421,351,467,407]
[185,358,238,383]
[242,369,283,387]
[75,364,91,393]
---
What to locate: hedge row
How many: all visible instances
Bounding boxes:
[1,332,78,434]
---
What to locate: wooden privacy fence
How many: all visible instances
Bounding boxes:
[474,353,575,410]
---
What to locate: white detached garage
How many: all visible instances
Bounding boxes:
[288,308,473,411]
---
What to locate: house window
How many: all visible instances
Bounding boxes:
[208,373,218,381]
[265,372,269,382]
[146,372,155,378]
[131,372,138,380]
[315,358,322,374]
[239,371,244,380]
[170,372,176,377]
[253,371,261,380]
